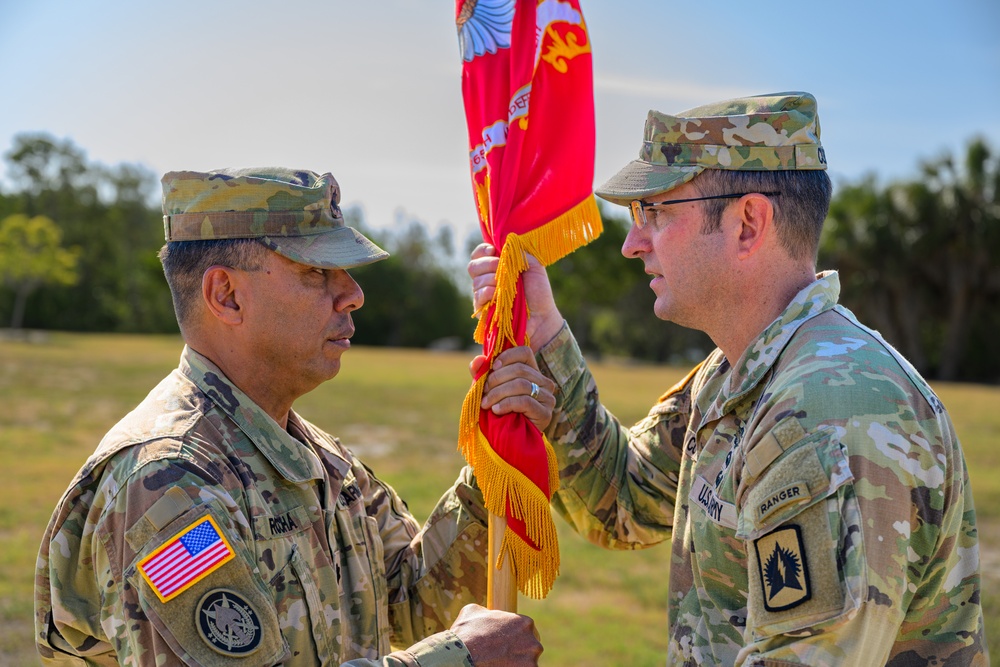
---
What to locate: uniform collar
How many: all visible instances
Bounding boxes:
[698,271,841,422]
[179,346,327,483]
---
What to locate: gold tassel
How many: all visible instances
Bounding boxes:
[515,195,603,267]
[472,427,561,598]
[458,385,562,598]
[458,193,602,599]
[499,519,560,600]
[469,194,601,345]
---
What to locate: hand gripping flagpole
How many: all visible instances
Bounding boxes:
[456,0,601,609]
[463,240,553,611]
[467,240,555,611]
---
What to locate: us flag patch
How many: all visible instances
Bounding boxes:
[138,514,235,603]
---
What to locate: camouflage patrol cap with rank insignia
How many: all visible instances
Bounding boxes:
[161,167,389,269]
[595,92,827,205]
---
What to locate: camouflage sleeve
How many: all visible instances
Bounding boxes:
[359,631,474,667]
[356,460,488,653]
[734,381,986,665]
[35,464,118,665]
[37,449,289,666]
[537,323,687,550]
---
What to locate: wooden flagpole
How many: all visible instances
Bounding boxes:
[487,512,518,611]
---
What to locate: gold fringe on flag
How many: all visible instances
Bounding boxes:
[460,194,602,599]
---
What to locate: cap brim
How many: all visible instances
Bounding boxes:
[262,226,389,269]
[595,160,704,206]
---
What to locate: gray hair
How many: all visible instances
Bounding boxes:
[158,239,269,327]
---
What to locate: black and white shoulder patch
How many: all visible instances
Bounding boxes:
[197,588,264,656]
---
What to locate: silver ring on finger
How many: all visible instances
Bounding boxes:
[529,382,540,399]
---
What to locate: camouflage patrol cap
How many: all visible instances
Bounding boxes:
[161,167,389,269]
[595,92,827,205]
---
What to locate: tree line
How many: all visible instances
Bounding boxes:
[1,133,997,383]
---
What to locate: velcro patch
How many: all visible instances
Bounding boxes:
[744,416,807,480]
[754,525,811,612]
[772,417,806,448]
[138,514,235,603]
[145,486,194,531]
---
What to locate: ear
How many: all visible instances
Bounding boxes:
[735,193,775,260]
[202,266,244,325]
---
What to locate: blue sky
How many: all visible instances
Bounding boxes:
[2,0,997,245]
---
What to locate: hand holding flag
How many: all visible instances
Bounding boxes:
[455,0,601,603]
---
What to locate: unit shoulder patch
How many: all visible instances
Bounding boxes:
[754,524,811,612]
[197,589,263,656]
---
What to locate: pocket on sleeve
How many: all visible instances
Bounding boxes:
[738,434,867,640]
[125,503,287,666]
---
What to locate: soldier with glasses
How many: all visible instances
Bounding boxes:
[470,92,987,666]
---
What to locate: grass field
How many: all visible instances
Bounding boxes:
[1,332,996,665]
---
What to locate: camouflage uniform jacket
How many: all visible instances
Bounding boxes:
[35,346,487,666]
[538,272,986,666]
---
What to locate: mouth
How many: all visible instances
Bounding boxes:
[327,327,355,347]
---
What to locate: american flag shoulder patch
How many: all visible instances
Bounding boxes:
[138,514,235,603]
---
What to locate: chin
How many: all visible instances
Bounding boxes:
[652,299,672,321]
[307,360,342,387]
[653,301,688,327]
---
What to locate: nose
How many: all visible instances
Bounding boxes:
[331,269,364,312]
[621,221,648,259]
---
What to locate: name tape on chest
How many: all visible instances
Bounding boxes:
[690,475,737,529]
[267,511,299,537]
[337,480,363,509]
[138,514,235,603]
[251,505,313,540]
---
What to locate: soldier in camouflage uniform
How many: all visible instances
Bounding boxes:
[35,168,545,666]
[470,93,987,665]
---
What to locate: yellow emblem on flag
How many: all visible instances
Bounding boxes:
[754,524,811,612]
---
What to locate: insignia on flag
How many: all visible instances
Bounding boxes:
[754,524,812,612]
[138,514,235,603]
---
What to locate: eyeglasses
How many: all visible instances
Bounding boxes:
[628,192,780,229]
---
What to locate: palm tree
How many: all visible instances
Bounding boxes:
[820,138,1000,381]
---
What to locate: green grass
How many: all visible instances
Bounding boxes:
[1,333,997,665]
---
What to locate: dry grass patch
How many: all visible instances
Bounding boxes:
[2,334,995,665]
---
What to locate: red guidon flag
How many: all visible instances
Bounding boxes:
[456,0,601,599]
